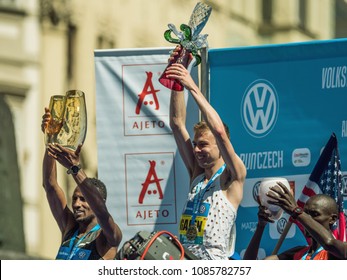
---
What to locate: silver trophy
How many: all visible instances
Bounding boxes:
[159,2,212,90]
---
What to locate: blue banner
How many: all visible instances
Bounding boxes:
[208,39,347,258]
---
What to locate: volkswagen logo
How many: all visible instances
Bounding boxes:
[253,181,261,203]
[342,175,347,196]
[277,217,287,234]
[241,79,279,138]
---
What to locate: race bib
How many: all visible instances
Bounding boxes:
[179,201,210,244]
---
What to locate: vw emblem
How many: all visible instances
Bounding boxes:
[342,175,347,196]
[241,79,279,138]
[199,204,206,214]
[78,250,87,259]
[277,217,287,234]
[252,181,261,203]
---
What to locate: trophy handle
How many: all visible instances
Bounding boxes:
[158,46,191,91]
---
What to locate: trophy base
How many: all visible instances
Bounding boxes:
[159,47,190,91]
[159,76,184,91]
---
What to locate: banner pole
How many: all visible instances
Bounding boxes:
[200,47,208,97]
[271,221,292,255]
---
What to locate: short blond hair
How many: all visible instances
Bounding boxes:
[194,121,230,139]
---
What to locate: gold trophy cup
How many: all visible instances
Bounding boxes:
[45,90,87,151]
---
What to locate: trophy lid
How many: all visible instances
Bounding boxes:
[188,2,212,38]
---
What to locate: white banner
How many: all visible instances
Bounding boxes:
[94,48,199,246]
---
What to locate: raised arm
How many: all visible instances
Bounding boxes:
[168,47,200,179]
[166,54,246,208]
[42,108,75,234]
[243,205,277,260]
[170,89,199,179]
[47,143,122,248]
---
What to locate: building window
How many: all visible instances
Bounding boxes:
[335,0,347,38]
[299,0,308,30]
[262,0,273,24]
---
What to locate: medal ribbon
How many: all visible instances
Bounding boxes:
[67,224,100,260]
[301,246,324,260]
[190,164,226,226]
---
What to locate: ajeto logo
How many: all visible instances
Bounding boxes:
[123,65,168,136]
[241,79,279,138]
[125,152,177,225]
[139,160,164,204]
[135,71,160,115]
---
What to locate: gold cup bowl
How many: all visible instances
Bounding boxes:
[45,90,87,151]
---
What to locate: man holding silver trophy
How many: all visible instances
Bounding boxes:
[160,2,247,261]
[41,98,122,260]
[166,46,246,260]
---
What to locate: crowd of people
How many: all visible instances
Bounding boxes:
[41,46,347,260]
